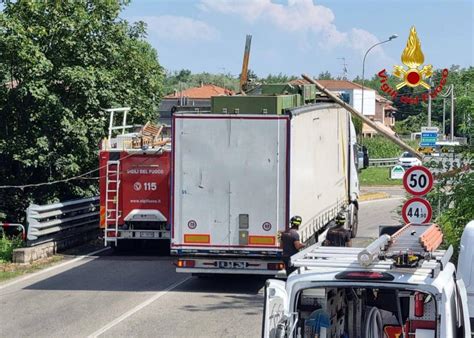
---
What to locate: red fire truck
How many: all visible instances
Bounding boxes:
[99,108,171,250]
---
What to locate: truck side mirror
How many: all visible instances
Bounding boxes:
[363,146,369,169]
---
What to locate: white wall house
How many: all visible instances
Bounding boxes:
[316,80,376,117]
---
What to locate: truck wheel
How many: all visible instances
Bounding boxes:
[349,203,359,238]
[157,239,171,256]
[110,242,121,252]
[110,241,131,253]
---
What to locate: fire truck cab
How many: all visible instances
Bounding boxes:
[99,108,171,250]
[263,223,473,337]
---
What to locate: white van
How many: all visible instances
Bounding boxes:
[263,222,473,337]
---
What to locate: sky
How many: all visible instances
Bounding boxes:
[122,0,473,80]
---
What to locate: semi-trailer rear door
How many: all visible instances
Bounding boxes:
[172,114,289,252]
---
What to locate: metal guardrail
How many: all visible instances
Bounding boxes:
[368,157,398,167]
[0,223,26,240]
[26,196,99,246]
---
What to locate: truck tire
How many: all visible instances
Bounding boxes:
[110,242,121,252]
[349,203,359,238]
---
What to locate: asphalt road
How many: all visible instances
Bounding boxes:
[357,196,405,238]
[0,194,405,338]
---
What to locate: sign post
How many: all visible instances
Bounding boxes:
[402,165,434,224]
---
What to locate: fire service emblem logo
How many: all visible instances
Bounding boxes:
[393,26,432,90]
[378,26,448,105]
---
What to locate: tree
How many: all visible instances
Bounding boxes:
[175,69,192,83]
[426,149,473,262]
[0,1,164,221]
[263,73,298,83]
[317,71,333,80]
[163,69,239,94]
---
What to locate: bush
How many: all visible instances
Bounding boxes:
[361,136,418,159]
[426,151,474,263]
[0,236,24,263]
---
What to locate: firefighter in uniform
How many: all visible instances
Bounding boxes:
[280,216,305,276]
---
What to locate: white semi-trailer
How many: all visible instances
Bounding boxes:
[171,84,362,275]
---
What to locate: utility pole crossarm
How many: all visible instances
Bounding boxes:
[302,74,423,160]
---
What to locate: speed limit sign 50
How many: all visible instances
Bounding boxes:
[402,197,432,224]
[403,166,433,196]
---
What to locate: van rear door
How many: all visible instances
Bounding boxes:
[263,279,289,338]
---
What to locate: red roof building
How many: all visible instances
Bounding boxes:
[165,84,233,99]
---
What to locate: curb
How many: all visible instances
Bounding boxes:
[359,192,390,202]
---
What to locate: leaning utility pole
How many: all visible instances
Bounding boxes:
[239,35,252,94]
[303,74,423,160]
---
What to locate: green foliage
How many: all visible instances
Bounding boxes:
[0,1,164,222]
[394,114,428,135]
[361,136,418,159]
[0,236,23,262]
[163,69,300,95]
[164,69,239,94]
[425,150,474,262]
[263,73,298,84]
[317,71,333,80]
[352,116,363,135]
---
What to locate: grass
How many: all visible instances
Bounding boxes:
[0,235,65,283]
[0,255,64,282]
[360,167,403,186]
[0,236,24,262]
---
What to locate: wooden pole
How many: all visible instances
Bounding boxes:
[302,74,423,160]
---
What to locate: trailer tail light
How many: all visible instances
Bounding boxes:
[177,259,195,268]
[335,271,394,281]
[267,263,285,271]
[107,230,118,238]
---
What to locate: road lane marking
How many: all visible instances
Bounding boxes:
[360,196,404,204]
[88,276,192,337]
[0,247,110,291]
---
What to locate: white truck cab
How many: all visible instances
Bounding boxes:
[263,223,473,337]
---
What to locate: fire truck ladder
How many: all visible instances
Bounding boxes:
[104,160,121,245]
[291,223,452,279]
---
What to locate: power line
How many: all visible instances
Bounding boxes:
[0,148,166,190]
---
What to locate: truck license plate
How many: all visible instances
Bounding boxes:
[217,261,247,269]
[139,232,154,238]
